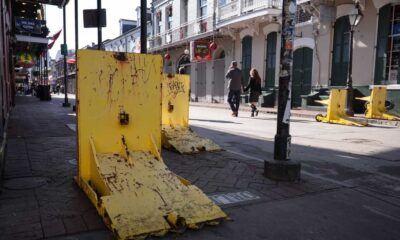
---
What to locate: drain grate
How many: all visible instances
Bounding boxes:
[3,176,50,190]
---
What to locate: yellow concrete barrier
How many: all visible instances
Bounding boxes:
[76,50,226,240]
[161,74,222,153]
[356,86,400,121]
[315,89,367,126]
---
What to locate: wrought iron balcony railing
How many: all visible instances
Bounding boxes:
[148,15,214,51]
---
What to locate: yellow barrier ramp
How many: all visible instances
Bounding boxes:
[76,50,226,240]
[161,74,222,154]
[356,86,400,121]
[315,89,367,126]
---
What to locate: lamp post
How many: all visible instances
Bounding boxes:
[62,4,70,107]
[346,2,362,116]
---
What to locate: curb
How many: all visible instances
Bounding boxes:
[189,103,400,127]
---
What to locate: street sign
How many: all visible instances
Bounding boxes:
[60,44,68,56]
[83,9,107,28]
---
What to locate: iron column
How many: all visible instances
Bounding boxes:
[62,4,70,107]
[264,0,301,181]
[97,0,102,50]
[346,28,354,116]
[75,0,78,52]
[140,0,147,53]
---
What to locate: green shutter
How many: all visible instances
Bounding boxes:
[331,17,350,86]
[292,47,313,107]
[242,36,252,85]
[374,4,391,84]
[265,32,277,88]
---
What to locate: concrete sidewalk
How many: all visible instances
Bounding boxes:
[190,101,400,127]
[0,96,399,240]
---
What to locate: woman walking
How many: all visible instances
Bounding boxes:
[244,68,262,117]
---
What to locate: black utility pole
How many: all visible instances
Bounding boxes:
[346,28,355,116]
[97,0,102,50]
[264,0,301,181]
[62,4,70,107]
[75,0,78,51]
[140,0,147,53]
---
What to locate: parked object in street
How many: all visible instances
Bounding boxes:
[226,61,244,117]
[357,86,400,121]
[76,50,226,240]
[244,68,262,117]
[161,74,222,153]
[315,89,367,126]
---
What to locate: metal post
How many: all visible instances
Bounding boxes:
[44,50,48,84]
[97,0,102,50]
[264,0,301,181]
[75,0,78,51]
[346,28,354,116]
[140,0,147,53]
[39,53,42,85]
[73,0,78,111]
[62,4,70,107]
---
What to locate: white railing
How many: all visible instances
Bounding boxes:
[219,0,239,21]
[218,0,281,22]
[149,15,214,50]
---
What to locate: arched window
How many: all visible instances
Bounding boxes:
[242,36,252,85]
[331,16,350,86]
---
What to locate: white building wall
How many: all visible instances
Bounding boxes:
[352,0,378,86]
[172,0,181,28]
[251,33,265,84]
[187,0,198,21]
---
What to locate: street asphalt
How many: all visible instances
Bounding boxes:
[0,95,399,240]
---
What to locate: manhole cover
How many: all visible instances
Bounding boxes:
[3,176,50,190]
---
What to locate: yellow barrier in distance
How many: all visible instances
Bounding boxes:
[315,89,367,126]
[76,50,226,240]
[356,86,400,121]
[161,74,222,153]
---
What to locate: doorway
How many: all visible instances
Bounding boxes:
[292,47,313,107]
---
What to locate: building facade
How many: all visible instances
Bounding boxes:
[294,0,399,113]
[103,0,400,113]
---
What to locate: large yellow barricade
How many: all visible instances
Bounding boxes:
[315,89,367,126]
[356,86,400,121]
[161,74,222,154]
[76,50,226,240]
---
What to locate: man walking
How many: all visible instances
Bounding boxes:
[225,61,243,117]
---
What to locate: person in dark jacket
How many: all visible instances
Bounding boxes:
[225,61,244,117]
[244,68,262,117]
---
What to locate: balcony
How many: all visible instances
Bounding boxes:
[218,0,281,22]
[149,15,214,51]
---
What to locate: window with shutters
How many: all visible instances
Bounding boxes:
[375,4,400,84]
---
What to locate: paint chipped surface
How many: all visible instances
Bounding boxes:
[76,51,226,240]
[161,75,222,154]
[97,151,227,239]
[162,126,222,154]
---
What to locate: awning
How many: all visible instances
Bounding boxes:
[15,34,49,44]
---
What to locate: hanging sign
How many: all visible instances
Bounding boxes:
[15,18,46,35]
[190,41,212,62]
